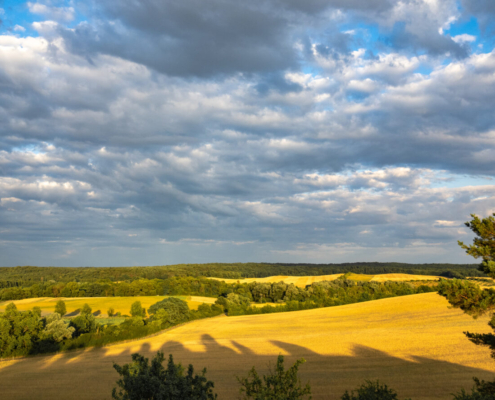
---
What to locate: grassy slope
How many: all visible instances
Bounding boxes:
[0,296,216,316]
[208,273,440,287]
[0,292,493,400]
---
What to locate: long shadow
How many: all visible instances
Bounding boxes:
[0,332,493,400]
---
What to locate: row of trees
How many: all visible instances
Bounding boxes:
[0,261,481,286]
[0,298,223,358]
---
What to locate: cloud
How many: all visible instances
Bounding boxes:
[27,2,75,22]
[13,25,26,33]
[0,2,494,266]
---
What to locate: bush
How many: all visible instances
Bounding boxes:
[148,298,190,325]
[237,355,311,400]
[341,380,406,400]
[112,351,217,400]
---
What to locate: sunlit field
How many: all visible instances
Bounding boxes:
[0,296,216,316]
[208,273,440,287]
[0,292,492,400]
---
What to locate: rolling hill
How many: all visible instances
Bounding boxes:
[0,292,492,399]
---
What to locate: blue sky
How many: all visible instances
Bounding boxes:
[0,0,494,266]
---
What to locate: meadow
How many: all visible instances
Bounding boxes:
[208,272,441,287]
[0,292,492,400]
[0,295,216,316]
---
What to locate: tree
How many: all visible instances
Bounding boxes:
[439,214,495,398]
[42,313,75,342]
[112,351,217,400]
[237,355,311,400]
[69,303,97,336]
[341,380,405,400]
[130,301,144,318]
[0,303,44,357]
[148,298,189,325]
[108,307,115,317]
[54,300,67,317]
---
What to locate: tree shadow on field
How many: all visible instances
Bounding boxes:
[0,332,494,400]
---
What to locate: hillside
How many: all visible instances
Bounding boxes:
[208,273,441,287]
[0,292,492,400]
[0,296,216,316]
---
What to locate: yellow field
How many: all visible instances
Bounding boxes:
[0,296,216,316]
[0,292,493,400]
[370,273,441,282]
[209,273,439,287]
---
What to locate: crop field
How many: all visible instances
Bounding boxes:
[0,296,216,316]
[208,272,440,287]
[0,292,493,400]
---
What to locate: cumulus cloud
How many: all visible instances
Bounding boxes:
[27,2,75,22]
[0,1,494,266]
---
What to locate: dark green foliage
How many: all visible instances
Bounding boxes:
[69,304,97,337]
[112,352,217,400]
[238,355,311,400]
[442,214,495,395]
[453,378,495,400]
[148,297,190,324]
[0,303,44,357]
[341,380,406,400]
[108,307,115,317]
[0,262,481,289]
[54,300,67,316]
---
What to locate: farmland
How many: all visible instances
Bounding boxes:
[0,295,216,316]
[0,292,492,400]
[208,272,441,287]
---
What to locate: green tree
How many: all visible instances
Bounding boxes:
[130,301,144,318]
[148,298,189,325]
[0,303,44,357]
[237,355,311,400]
[42,313,75,342]
[112,351,217,400]
[108,307,115,317]
[69,303,97,336]
[54,300,67,317]
[341,380,406,400]
[439,214,495,398]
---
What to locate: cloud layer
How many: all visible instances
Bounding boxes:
[0,0,494,266]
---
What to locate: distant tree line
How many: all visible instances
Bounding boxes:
[0,275,437,303]
[215,278,437,316]
[0,262,482,285]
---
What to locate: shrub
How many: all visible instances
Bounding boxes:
[112,351,217,400]
[237,355,311,400]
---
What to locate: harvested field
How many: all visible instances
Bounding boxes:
[0,295,216,316]
[209,272,439,287]
[370,273,441,282]
[0,292,493,400]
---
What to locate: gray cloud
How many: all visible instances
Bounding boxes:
[0,1,494,266]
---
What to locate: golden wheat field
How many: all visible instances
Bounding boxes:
[208,273,440,287]
[0,296,216,316]
[0,292,493,400]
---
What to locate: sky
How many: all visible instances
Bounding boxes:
[0,0,494,267]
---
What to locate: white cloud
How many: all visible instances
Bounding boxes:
[13,25,26,33]
[452,34,476,43]
[27,2,75,22]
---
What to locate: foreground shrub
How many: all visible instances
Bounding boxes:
[237,355,311,400]
[341,380,406,400]
[112,351,217,400]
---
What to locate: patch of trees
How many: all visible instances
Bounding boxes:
[0,261,482,285]
[216,279,437,316]
[0,298,223,359]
